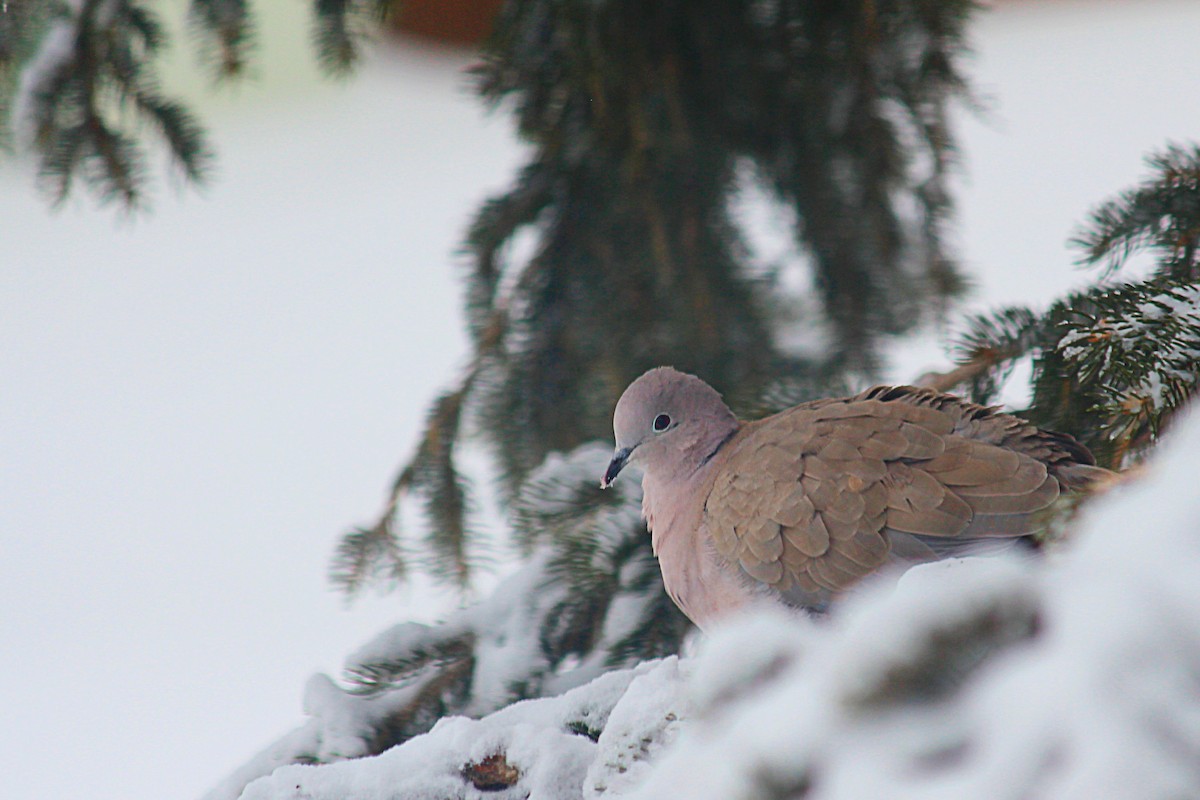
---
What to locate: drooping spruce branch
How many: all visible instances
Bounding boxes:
[311,0,395,77]
[0,1,58,151]
[956,143,1200,468]
[467,0,977,465]
[1072,143,1200,282]
[339,444,687,708]
[333,0,979,592]
[330,381,474,593]
[187,0,255,80]
[13,0,213,208]
[4,0,398,207]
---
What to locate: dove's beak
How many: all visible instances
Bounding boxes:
[601,447,632,489]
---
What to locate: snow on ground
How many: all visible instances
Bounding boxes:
[204,444,662,799]
[237,659,687,800]
[229,406,1200,799]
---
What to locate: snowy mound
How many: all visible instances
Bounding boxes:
[228,409,1200,800]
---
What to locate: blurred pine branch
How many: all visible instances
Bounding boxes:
[954,144,1200,468]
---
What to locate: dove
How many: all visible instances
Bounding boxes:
[600,367,1109,629]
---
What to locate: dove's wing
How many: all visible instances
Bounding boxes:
[703,387,1075,598]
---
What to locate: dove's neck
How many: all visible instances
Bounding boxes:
[642,418,739,553]
[678,411,740,475]
[642,423,760,629]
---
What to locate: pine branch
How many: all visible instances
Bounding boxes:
[604,578,690,667]
[344,626,476,694]
[408,388,474,586]
[310,0,394,77]
[132,93,213,182]
[956,143,1200,467]
[1072,142,1200,280]
[318,442,692,772]
[339,0,981,598]
[951,306,1043,403]
[14,0,214,209]
[188,0,255,80]
[462,160,555,343]
[365,656,475,753]
[331,379,478,594]
[1056,280,1200,452]
[0,2,60,154]
[513,444,689,671]
[78,117,144,208]
[329,523,407,596]
[7,0,396,207]
[912,352,1001,395]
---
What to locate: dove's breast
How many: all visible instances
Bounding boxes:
[642,457,769,629]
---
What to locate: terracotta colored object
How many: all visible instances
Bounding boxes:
[392,0,503,47]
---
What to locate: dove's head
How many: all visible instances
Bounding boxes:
[601,367,739,488]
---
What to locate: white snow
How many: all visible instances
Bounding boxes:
[580,658,690,797]
[226,402,1200,800]
[238,660,674,800]
[10,15,76,146]
[2,12,523,800]
[1057,283,1200,416]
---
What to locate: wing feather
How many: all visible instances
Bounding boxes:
[703,388,1089,603]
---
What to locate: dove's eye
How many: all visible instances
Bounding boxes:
[653,414,672,432]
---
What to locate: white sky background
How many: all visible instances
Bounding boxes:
[1,2,1198,800]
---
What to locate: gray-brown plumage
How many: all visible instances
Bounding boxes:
[601,367,1109,629]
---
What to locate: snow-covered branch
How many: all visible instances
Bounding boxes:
[209,404,1200,800]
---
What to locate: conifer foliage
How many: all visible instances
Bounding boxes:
[957,144,1200,468]
[341,0,978,593]
[187,0,255,80]
[6,0,983,775]
[311,0,394,76]
[24,3,1200,794]
[2,0,385,208]
[7,0,214,207]
[325,0,983,772]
